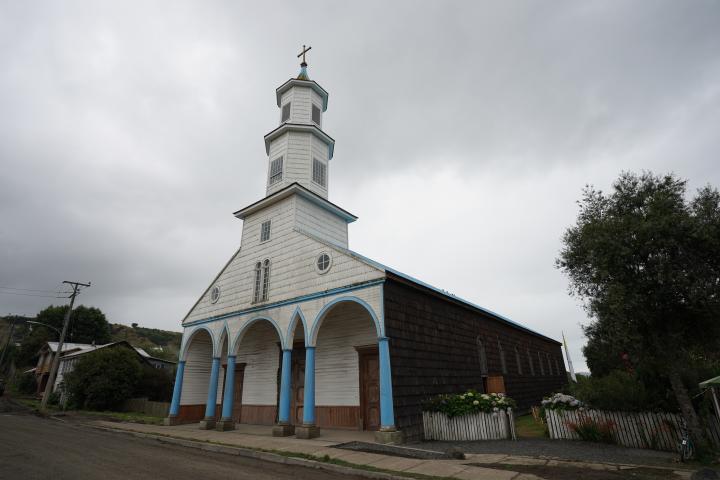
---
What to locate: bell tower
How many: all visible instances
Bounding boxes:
[264,46,333,199]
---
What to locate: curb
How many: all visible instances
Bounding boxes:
[88,424,413,480]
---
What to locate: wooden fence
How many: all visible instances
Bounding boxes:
[423,409,516,441]
[546,409,720,452]
[122,397,170,418]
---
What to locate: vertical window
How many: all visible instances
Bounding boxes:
[281,103,291,123]
[269,156,283,185]
[261,259,270,301]
[260,220,271,242]
[253,262,262,303]
[527,348,535,376]
[546,353,553,375]
[538,351,545,375]
[311,104,321,125]
[497,339,507,375]
[515,346,523,375]
[476,336,488,375]
[555,357,562,377]
[312,158,326,187]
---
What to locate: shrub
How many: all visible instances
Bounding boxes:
[135,365,174,402]
[14,372,37,395]
[64,347,142,411]
[541,393,583,411]
[569,370,657,412]
[422,390,516,417]
[567,415,616,444]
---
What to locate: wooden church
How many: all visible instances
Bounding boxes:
[166,48,566,443]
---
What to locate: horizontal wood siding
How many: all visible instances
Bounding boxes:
[316,406,361,429]
[239,405,277,425]
[180,331,213,405]
[383,278,565,442]
[316,301,377,406]
[294,195,346,248]
[237,322,280,405]
[185,226,383,324]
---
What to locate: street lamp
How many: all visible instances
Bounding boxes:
[26,321,61,336]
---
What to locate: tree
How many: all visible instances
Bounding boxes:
[557,171,720,447]
[63,347,143,411]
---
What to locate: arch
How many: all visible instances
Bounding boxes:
[285,306,309,349]
[230,316,284,355]
[216,321,231,358]
[180,325,216,361]
[309,296,382,346]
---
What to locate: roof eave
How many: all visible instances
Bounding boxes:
[263,123,335,160]
[276,78,329,111]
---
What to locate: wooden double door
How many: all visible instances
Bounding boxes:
[289,345,380,431]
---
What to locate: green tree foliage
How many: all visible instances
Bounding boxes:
[15,305,112,367]
[557,171,720,446]
[135,365,174,402]
[15,372,37,395]
[64,347,142,411]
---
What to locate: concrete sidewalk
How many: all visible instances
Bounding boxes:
[90,421,695,480]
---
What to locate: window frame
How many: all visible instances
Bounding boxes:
[260,220,271,243]
[315,252,332,274]
[281,103,291,123]
[312,158,327,187]
[261,259,270,301]
[268,156,283,186]
[252,262,262,303]
[311,103,321,126]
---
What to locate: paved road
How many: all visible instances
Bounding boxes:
[0,411,367,480]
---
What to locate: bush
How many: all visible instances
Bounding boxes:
[541,393,583,411]
[568,415,616,444]
[14,372,37,395]
[569,370,658,412]
[422,390,516,417]
[64,347,142,411]
[135,366,174,402]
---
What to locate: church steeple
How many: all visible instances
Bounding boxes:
[263,47,333,199]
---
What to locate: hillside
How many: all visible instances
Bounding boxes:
[110,323,181,361]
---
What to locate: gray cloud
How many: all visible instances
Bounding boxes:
[2,0,719,370]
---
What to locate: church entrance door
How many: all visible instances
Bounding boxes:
[358,347,380,431]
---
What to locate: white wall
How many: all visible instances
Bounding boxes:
[236,322,280,405]
[180,331,213,405]
[294,195,347,248]
[315,302,377,406]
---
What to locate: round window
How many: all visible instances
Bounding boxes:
[210,285,221,303]
[316,252,332,274]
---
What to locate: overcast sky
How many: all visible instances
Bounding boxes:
[2,1,719,372]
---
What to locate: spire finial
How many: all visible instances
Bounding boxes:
[297,45,312,80]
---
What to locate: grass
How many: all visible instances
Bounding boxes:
[12,396,164,425]
[514,414,547,438]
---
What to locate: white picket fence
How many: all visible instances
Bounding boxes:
[546,409,720,452]
[423,409,516,441]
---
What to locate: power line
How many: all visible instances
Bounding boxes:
[0,291,67,299]
[0,286,66,294]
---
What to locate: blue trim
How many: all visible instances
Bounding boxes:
[286,307,309,349]
[231,316,284,354]
[278,350,292,423]
[204,357,221,419]
[217,320,231,356]
[184,279,384,328]
[220,355,236,421]
[180,326,217,361]
[378,338,395,429]
[302,346,316,425]
[169,360,185,416]
[310,296,382,346]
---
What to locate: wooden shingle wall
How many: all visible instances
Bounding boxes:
[383,278,566,442]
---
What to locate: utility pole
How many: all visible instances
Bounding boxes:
[40,280,90,413]
[0,317,17,376]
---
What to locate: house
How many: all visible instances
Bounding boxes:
[36,340,175,398]
[165,52,566,443]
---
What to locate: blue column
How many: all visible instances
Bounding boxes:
[302,346,316,425]
[278,349,292,424]
[204,357,221,419]
[220,355,236,421]
[378,337,396,430]
[169,360,185,416]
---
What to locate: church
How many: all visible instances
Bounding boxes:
[166,49,566,443]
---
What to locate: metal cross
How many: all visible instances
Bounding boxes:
[297,45,312,65]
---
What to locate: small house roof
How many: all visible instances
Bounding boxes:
[700,375,720,388]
